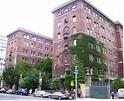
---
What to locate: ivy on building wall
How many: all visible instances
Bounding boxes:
[68,33,106,80]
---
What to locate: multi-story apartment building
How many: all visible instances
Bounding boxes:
[5,28,53,67]
[52,0,123,79]
[0,35,7,76]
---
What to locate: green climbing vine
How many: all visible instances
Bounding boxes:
[68,33,106,81]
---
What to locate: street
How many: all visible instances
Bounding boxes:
[0,93,124,101]
[0,93,51,101]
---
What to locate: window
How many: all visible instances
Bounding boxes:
[94,22,99,28]
[57,33,60,39]
[57,44,60,51]
[72,5,76,11]
[23,41,29,46]
[64,19,68,24]
[97,57,101,63]
[24,34,29,39]
[23,49,28,53]
[101,26,105,32]
[64,9,68,13]
[38,52,42,57]
[63,26,69,35]
[101,36,106,43]
[96,44,100,51]
[73,40,76,46]
[31,51,35,56]
[73,27,76,34]
[30,59,35,64]
[103,47,107,54]
[57,22,60,28]
[87,28,92,35]
[95,33,100,39]
[89,54,94,61]
[58,12,60,16]
[88,41,93,49]
[87,17,92,23]
[72,15,76,22]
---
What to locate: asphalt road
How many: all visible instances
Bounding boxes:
[0,93,51,101]
[0,93,123,101]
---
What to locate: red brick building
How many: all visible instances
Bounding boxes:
[52,0,123,78]
[5,28,53,67]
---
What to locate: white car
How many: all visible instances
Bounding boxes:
[33,91,49,98]
[118,88,124,99]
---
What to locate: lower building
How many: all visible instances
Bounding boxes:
[5,28,53,67]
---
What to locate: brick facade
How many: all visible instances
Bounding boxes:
[52,0,123,78]
[5,28,53,67]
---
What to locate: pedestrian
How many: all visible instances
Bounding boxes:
[111,91,115,99]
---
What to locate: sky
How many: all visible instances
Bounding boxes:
[0,0,123,38]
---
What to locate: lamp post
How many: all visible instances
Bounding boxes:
[75,66,78,100]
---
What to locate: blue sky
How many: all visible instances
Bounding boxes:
[0,0,123,38]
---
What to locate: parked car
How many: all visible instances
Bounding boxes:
[49,92,69,100]
[33,90,48,98]
[6,89,16,94]
[15,89,29,95]
[0,88,6,93]
[118,88,124,99]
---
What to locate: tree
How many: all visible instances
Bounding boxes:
[112,78,124,92]
[36,57,52,78]
[3,65,19,88]
[42,74,51,90]
[19,68,39,92]
[15,60,34,77]
[50,77,60,90]
[64,70,74,91]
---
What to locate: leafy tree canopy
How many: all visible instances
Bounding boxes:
[112,78,124,91]
[3,65,19,88]
[50,77,60,90]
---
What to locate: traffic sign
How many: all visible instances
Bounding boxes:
[70,81,74,86]
[75,69,78,74]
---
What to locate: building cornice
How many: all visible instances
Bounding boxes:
[7,27,53,40]
[52,0,123,26]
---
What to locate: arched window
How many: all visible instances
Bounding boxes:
[63,26,69,36]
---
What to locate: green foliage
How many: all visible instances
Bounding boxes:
[69,33,106,80]
[15,60,33,77]
[19,68,39,90]
[112,78,124,91]
[42,74,52,90]
[36,57,52,78]
[77,66,85,83]
[3,65,19,88]
[50,77,60,90]
[92,68,99,81]
[64,70,74,91]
